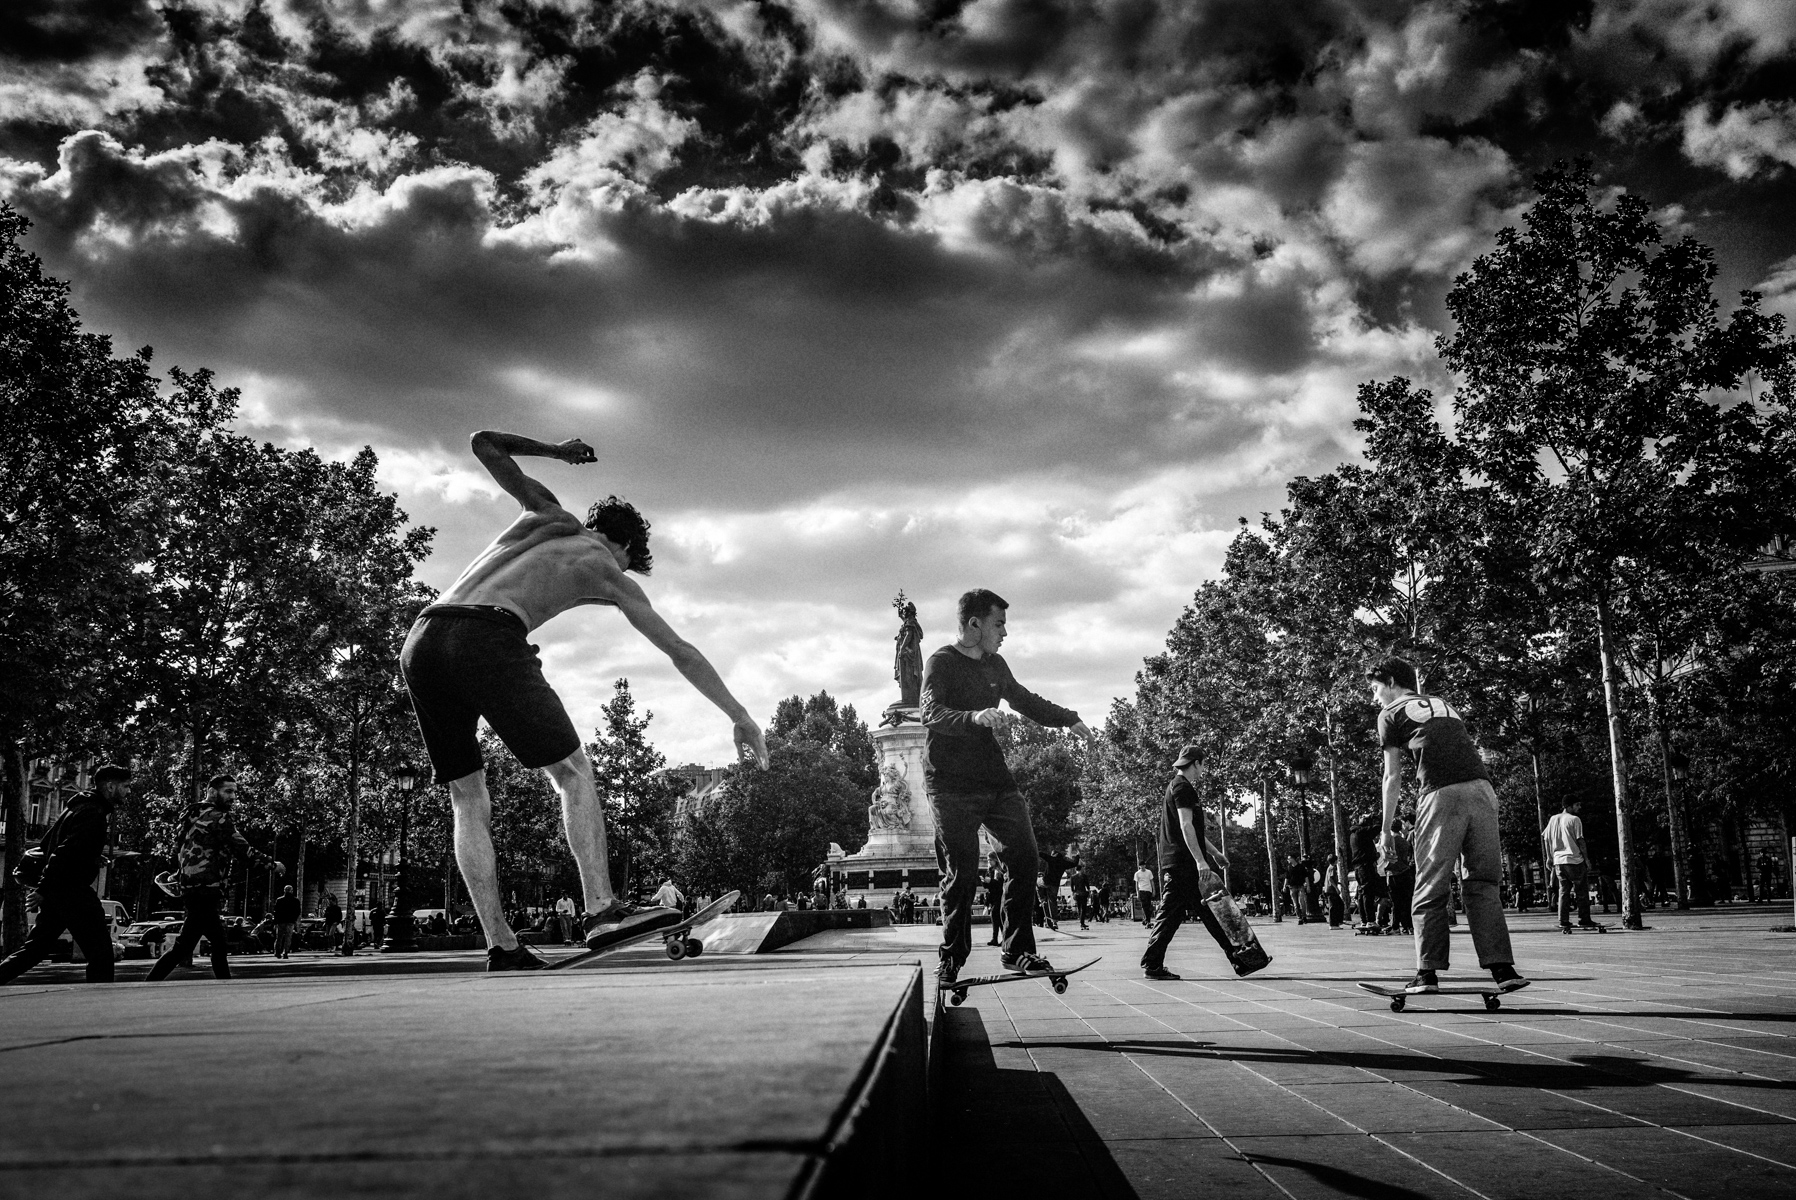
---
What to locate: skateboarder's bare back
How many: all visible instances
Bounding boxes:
[400,430,768,971]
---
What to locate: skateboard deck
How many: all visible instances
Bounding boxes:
[547,890,741,971]
[942,958,1100,1005]
[1561,923,1609,933]
[1358,980,1528,1012]
[1199,879,1272,977]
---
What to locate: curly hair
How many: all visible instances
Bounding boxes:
[585,495,653,573]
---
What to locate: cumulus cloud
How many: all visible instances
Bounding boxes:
[1682,100,1796,179]
[2,0,1790,761]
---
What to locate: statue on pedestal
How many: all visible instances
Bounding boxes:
[885,592,924,726]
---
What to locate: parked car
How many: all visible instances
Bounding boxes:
[120,916,182,959]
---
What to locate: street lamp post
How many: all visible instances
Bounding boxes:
[381,763,420,952]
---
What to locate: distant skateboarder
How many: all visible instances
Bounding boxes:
[401,430,768,972]
[147,775,284,982]
[1369,658,1527,995]
[923,589,1090,987]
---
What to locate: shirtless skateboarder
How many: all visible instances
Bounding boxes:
[401,431,769,971]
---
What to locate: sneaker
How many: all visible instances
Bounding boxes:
[1405,969,1439,994]
[486,943,547,972]
[1558,923,1575,934]
[1143,966,1181,981]
[1000,951,1055,975]
[1489,963,1530,993]
[582,901,682,952]
[937,958,959,987]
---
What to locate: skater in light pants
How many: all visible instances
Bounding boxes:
[1369,657,1529,996]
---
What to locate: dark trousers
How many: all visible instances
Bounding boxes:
[147,887,231,981]
[1073,892,1090,925]
[1389,869,1415,932]
[1356,868,1388,924]
[933,788,1037,966]
[1556,863,1592,926]
[0,886,114,984]
[1141,867,1230,970]
[1137,890,1155,923]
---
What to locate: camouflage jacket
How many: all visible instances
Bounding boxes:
[175,806,275,887]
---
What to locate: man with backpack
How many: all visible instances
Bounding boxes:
[0,763,132,985]
[146,775,285,982]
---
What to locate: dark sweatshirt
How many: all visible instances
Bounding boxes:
[39,795,111,891]
[920,645,1079,793]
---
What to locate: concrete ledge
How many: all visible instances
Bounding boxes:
[704,908,894,955]
[0,961,928,1199]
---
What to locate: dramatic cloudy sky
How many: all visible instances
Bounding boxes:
[5,1,1796,765]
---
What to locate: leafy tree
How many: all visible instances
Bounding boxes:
[0,205,170,947]
[589,679,681,897]
[1436,159,1794,924]
[671,691,868,897]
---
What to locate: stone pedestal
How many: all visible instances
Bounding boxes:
[835,715,943,905]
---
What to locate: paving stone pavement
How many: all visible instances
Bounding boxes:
[933,907,1796,1199]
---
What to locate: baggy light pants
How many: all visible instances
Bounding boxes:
[1412,778,1514,971]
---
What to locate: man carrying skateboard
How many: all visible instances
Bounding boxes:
[1543,798,1604,932]
[1142,745,1269,979]
[922,588,1090,987]
[401,430,769,972]
[1370,658,1527,995]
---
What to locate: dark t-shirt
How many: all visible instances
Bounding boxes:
[1157,775,1211,873]
[272,895,302,922]
[1377,692,1488,795]
[921,646,1079,793]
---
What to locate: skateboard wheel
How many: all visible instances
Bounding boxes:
[665,938,686,961]
[1390,997,1406,1012]
[1484,995,1500,1011]
[949,990,965,1006]
[684,938,703,958]
[1052,979,1068,995]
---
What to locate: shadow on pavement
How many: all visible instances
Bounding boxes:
[1000,1039,1796,1093]
[936,1005,1139,1199]
[1241,1153,1435,1200]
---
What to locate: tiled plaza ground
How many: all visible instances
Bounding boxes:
[932,906,1796,1199]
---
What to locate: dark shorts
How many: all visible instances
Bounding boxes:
[400,605,581,784]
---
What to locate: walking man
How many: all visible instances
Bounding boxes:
[923,588,1090,987]
[651,878,685,914]
[1134,862,1156,925]
[1543,799,1603,932]
[1141,745,1269,980]
[147,775,284,982]
[400,430,768,972]
[271,885,301,958]
[554,892,577,941]
[1370,659,1527,994]
[1068,859,1091,930]
[984,860,1006,946]
[1350,808,1387,928]
[0,763,132,985]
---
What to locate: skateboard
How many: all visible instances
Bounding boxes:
[1358,980,1528,1012]
[1199,880,1273,976]
[941,958,1101,1005]
[546,890,741,970]
[1560,922,1609,934]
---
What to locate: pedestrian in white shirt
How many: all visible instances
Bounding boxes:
[651,879,685,912]
[1133,865,1157,925]
[1542,799,1603,931]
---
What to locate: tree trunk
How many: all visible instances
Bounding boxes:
[343,719,362,953]
[2,740,27,953]
[1656,721,1689,909]
[1325,710,1349,881]
[1263,778,1281,922]
[1530,746,1547,876]
[1594,595,1644,929]
[295,826,307,909]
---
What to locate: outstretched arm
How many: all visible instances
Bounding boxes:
[609,576,770,767]
[471,430,594,513]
